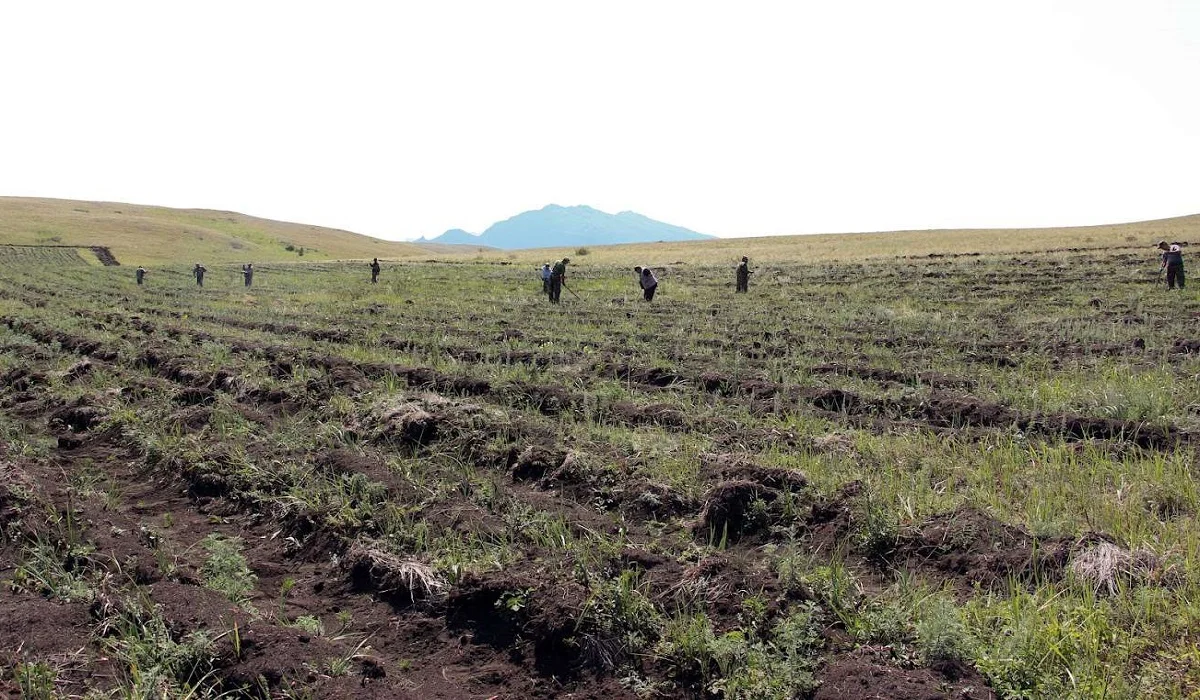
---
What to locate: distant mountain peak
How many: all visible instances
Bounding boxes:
[427,205,711,250]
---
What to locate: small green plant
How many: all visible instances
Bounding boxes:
[857,494,900,559]
[712,606,821,699]
[805,560,860,626]
[277,576,296,619]
[496,588,530,614]
[291,615,325,636]
[15,661,57,700]
[655,612,717,683]
[103,605,218,698]
[11,536,95,602]
[200,534,257,604]
[579,569,663,667]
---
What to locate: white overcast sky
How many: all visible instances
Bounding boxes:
[2,1,1198,240]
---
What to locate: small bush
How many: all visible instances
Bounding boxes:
[200,534,257,604]
[856,495,899,559]
[576,247,590,256]
[916,595,972,663]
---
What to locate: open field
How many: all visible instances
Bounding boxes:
[0,244,1198,698]
[5,197,1199,270]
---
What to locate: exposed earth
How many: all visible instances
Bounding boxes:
[0,245,1196,698]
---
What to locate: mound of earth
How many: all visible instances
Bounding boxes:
[815,648,995,700]
[893,507,1071,588]
[367,393,503,448]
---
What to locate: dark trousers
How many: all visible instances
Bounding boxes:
[549,275,563,302]
[542,279,550,294]
[736,277,748,293]
[196,276,203,287]
[372,272,379,284]
[1167,264,1185,289]
[244,276,252,287]
[643,284,657,301]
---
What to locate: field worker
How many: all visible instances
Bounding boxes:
[638,265,659,301]
[540,263,552,294]
[242,263,254,288]
[736,256,752,293]
[135,267,147,285]
[1163,244,1185,290]
[193,263,206,286]
[371,258,381,284]
[549,257,570,303]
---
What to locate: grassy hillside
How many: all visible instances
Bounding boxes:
[484,214,1200,266]
[0,197,438,265]
[5,196,1195,269]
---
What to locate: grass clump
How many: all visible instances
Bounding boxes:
[200,534,257,604]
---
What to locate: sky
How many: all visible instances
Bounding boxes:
[2,1,1198,241]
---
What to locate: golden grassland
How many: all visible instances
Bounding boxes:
[2,196,1197,267]
[482,214,1200,266]
[0,197,431,265]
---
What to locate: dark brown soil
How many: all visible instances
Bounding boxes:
[815,648,996,700]
[893,507,1071,589]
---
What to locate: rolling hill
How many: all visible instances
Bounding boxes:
[420,204,713,249]
[479,213,1200,265]
[0,197,441,265]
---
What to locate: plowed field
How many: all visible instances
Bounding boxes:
[1,251,1197,699]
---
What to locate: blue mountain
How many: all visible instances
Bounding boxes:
[420,204,713,250]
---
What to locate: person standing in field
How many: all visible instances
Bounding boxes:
[549,257,569,303]
[242,263,254,287]
[736,256,752,293]
[635,265,658,301]
[135,267,147,285]
[540,263,552,295]
[1160,243,1185,290]
[371,258,381,284]
[193,263,206,286]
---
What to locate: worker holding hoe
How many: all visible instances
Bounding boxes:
[540,263,552,295]
[135,267,147,285]
[193,263,206,286]
[633,266,658,301]
[370,258,381,284]
[549,257,570,303]
[1158,241,1185,290]
[736,256,752,293]
[242,263,254,288]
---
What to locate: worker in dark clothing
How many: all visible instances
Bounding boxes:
[549,258,570,303]
[636,266,658,301]
[370,258,381,284]
[135,267,147,285]
[193,263,206,286]
[1161,243,1185,290]
[242,263,254,288]
[736,256,752,293]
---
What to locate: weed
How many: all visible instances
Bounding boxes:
[14,661,57,700]
[290,615,325,636]
[278,576,296,618]
[915,594,973,663]
[200,534,257,604]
